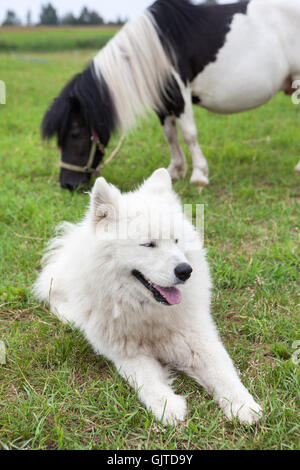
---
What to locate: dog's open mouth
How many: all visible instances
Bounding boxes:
[132,270,181,306]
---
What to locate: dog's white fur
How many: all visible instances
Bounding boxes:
[34,169,262,425]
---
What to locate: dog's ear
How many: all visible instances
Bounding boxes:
[90,177,120,225]
[141,168,172,194]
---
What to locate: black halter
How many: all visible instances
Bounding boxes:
[59,131,105,174]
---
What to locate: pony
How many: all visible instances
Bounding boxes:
[42,0,300,190]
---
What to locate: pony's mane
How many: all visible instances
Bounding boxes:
[41,64,117,146]
[93,11,174,130]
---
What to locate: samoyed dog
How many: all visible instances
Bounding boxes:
[34,169,262,425]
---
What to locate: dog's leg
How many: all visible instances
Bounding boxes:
[162,115,187,181]
[177,90,209,190]
[295,160,300,173]
[181,327,262,425]
[113,355,186,425]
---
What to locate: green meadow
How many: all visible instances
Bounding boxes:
[0,29,299,450]
[0,26,117,52]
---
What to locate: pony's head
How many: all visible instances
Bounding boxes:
[42,65,116,191]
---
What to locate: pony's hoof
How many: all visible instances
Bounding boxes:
[190,168,209,188]
[295,162,300,173]
[168,163,188,181]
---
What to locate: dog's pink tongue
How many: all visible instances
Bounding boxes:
[153,284,182,305]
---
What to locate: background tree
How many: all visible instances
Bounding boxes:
[61,13,78,26]
[39,3,59,25]
[107,16,127,26]
[26,10,32,26]
[88,10,104,25]
[114,16,127,26]
[77,7,104,25]
[2,10,21,26]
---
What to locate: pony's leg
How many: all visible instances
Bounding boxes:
[177,91,209,189]
[295,161,300,173]
[161,115,187,181]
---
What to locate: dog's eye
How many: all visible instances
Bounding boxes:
[140,242,156,248]
[175,239,179,244]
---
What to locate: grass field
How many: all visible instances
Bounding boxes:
[0,27,117,52]
[0,38,299,450]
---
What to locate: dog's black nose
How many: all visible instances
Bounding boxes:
[174,263,193,282]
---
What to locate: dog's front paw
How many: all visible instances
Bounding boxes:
[221,395,263,425]
[150,393,187,426]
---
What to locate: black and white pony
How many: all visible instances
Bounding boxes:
[42,0,300,190]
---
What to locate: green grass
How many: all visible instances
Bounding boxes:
[0,27,117,52]
[0,48,299,450]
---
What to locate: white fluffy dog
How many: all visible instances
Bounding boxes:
[34,169,262,425]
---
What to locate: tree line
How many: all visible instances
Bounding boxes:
[1,3,127,27]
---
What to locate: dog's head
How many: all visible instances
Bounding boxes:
[89,169,195,307]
